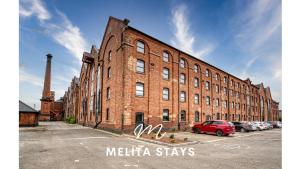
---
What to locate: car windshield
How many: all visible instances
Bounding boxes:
[228,122,234,126]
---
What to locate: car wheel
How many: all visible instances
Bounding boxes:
[216,130,223,137]
[194,128,201,134]
[241,128,245,132]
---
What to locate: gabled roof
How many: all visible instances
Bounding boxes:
[19,100,39,113]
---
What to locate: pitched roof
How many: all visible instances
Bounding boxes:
[19,100,39,113]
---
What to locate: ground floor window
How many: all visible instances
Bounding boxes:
[195,111,199,122]
[217,113,220,120]
[180,110,186,121]
[225,113,228,120]
[163,109,169,121]
[206,115,211,121]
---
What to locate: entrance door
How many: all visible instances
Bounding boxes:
[135,112,144,130]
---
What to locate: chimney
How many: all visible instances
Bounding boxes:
[41,54,53,100]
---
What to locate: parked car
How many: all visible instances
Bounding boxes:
[273,121,282,128]
[231,121,252,132]
[192,120,235,137]
[253,122,264,131]
[244,121,257,131]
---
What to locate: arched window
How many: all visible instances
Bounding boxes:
[206,96,210,105]
[194,94,199,104]
[163,52,169,62]
[108,51,112,62]
[137,41,145,53]
[194,64,199,73]
[205,69,210,77]
[180,58,186,68]
[136,82,144,96]
[163,67,169,80]
[215,73,219,81]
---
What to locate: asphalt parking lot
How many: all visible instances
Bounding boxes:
[20,122,281,169]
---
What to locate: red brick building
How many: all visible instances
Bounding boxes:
[64,17,280,132]
[63,76,80,121]
[19,100,40,127]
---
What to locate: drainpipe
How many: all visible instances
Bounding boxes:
[120,18,130,133]
[177,51,181,130]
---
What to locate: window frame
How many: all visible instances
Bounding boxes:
[162,88,169,100]
[135,82,144,97]
[162,109,170,121]
[137,41,145,53]
[136,59,145,73]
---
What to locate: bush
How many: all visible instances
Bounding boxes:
[169,134,175,139]
[69,117,76,124]
[66,116,75,124]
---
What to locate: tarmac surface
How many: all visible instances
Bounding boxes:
[20,121,281,169]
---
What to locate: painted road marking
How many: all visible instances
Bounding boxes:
[20,136,108,142]
[203,133,261,143]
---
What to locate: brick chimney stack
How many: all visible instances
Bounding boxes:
[42,54,52,98]
[40,54,53,121]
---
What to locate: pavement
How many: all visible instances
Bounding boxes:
[20,121,281,169]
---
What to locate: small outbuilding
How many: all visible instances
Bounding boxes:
[19,100,40,127]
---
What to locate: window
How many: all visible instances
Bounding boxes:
[215,85,219,93]
[231,80,234,87]
[194,64,199,73]
[106,108,109,120]
[107,67,111,78]
[205,81,210,90]
[180,59,185,68]
[106,87,110,100]
[136,59,145,73]
[224,77,227,84]
[162,68,169,80]
[195,111,200,122]
[180,91,186,102]
[163,109,169,121]
[205,96,210,105]
[230,90,233,96]
[223,100,227,108]
[163,52,169,62]
[137,41,145,53]
[180,73,186,84]
[180,110,186,121]
[231,102,235,109]
[195,94,199,104]
[215,98,219,107]
[194,78,199,88]
[136,83,144,96]
[217,113,220,120]
[163,88,169,100]
[215,74,219,81]
[205,69,210,77]
[223,87,227,95]
[108,51,112,62]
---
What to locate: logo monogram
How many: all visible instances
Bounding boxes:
[134,124,166,139]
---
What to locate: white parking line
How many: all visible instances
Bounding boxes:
[203,133,261,143]
[20,136,108,142]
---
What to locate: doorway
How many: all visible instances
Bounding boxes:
[135,112,144,129]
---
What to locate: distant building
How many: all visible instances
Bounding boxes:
[19,100,40,127]
[63,76,80,121]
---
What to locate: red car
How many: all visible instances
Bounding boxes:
[192,120,235,136]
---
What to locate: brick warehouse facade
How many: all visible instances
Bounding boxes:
[62,17,280,132]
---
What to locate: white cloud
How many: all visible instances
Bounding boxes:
[170,4,213,59]
[19,68,43,87]
[234,0,281,52]
[51,11,89,62]
[19,0,51,21]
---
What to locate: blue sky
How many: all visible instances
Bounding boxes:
[19,0,282,110]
